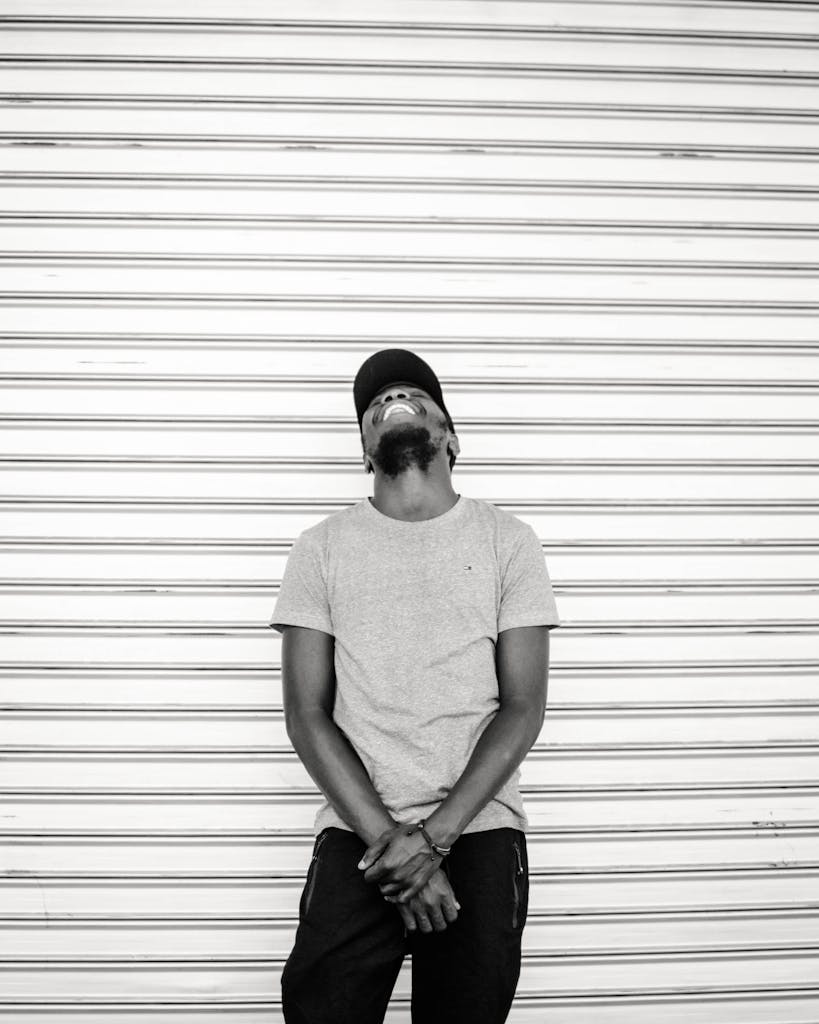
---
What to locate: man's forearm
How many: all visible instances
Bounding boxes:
[287,710,396,846]
[424,703,543,848]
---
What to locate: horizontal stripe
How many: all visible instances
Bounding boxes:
[2,861,817,880]
[2,454,819,469]
[1,55,818,85]
[3,907,817,927]
[3,783,817,796]
[2,621,817,635]
[1,983,818,1008]
[3,414,819,430]
[1,950,818,984]
[5,315,809,340]
[3,272,817,302]
[3,293,819,313]
[3,745,814,761]
[1,333,815,353]
[0,970,816,1007]
[2,898,808,915]
[2,537,817,552]
[1,497,816,511]
[14,111,815,149]
[4,253,819,275]
[1,663,810,679]
[3,75,813,117]
[1,944,818,966]
[2,15,818,48]
[5,131,819,158]
[5,171,819,198]
[3,700,819,714]
[6,212,819,235]
[0,952,816,975]
[2,822,817,838]
[0,1,815,30]
[1,578,815,595]
[7,95,819,123]
[3,374,818,392]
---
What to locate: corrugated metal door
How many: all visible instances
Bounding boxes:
[1,2,818,1020]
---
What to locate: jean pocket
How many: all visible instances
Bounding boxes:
[511,837,528,930]
[300,829,330,919]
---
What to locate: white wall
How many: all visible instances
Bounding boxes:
[1,2,818,1020]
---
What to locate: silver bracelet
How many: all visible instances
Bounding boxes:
[416,820,452,858]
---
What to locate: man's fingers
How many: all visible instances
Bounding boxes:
[395,869,430,903]
[363,862,386,883]
[366,851,423,886]
[378,881,402,897]
[396,903,416,932]
[429,907,447,932]
[357,827,395,871]
[441,895,459,923]
[397,869,461,934]
[436,873,461,920]
[414,912,433,934]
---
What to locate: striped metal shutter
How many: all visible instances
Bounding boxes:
[1,2,818,1020]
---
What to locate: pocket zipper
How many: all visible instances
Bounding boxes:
[302,830,329,916]
[511,840,523,929]
[313,830,329,859]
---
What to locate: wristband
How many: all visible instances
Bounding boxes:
[416,820,452,859]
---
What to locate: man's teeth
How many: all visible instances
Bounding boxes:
[383,404,415,420]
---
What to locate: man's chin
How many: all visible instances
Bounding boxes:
[369,424,440,477]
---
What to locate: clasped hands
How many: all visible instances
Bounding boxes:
[357,823,461,934]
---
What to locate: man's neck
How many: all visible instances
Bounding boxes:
[370,471,459,522]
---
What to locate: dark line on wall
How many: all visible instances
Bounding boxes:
[1,15,818,48]
[2,413,819,431]
[0,454,817,470]
[4,132,819,160]
[1,333,817,353]
[6,95,819,123]
[2,56,818,85]
[2,372,818,391]
[5,252,819,277]
[1,293,818,314]
[0,496,815,512]
[4,171,819,199]
[4,213,818,237]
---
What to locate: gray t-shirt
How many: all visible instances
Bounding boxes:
[270,494,561,836]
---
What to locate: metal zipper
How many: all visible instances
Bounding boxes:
[513,841,523,876]
[302,830,329,917]
[511,840,523,929]
[313,830,330,858]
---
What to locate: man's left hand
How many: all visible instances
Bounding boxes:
[358,824,442,902]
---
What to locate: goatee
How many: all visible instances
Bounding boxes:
[368,422,442,478]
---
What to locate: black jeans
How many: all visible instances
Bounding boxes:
[281,826,529,1024]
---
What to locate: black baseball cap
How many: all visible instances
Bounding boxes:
[353,349,455,432]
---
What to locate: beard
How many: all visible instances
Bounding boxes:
[367,421,444,479]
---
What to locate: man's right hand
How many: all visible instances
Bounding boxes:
[387,867,460,933]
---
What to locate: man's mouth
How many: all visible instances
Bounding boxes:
[381,402,418,422]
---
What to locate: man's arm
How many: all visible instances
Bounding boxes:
[361,625,550,898]
[281,624,462,930]
[281,624,396,846]
[425,624,550,846]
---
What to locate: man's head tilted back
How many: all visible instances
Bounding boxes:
[353,349,459,476]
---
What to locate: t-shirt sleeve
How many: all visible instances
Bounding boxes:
[498,523,561,633]
[269,531,334,636]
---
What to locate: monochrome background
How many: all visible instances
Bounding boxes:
[1,1,818,1020]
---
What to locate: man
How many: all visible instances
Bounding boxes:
[270,348,561,1023]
